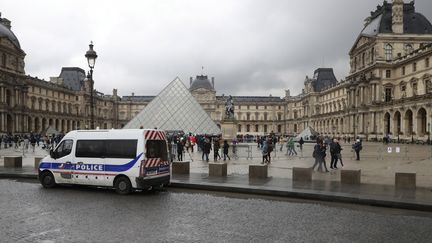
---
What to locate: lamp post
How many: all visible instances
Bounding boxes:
[85,41,98,129]
[397,125,400,143]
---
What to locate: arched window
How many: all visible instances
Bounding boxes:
[385,44,393,61]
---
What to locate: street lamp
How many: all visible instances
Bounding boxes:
[85,41,98,129]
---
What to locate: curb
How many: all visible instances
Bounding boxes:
[1,173,431,212]
[0,173,38,180]
[168,181,432,212]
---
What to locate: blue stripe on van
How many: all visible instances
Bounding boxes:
[38,152,143,173]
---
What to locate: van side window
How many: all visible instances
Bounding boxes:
[146,140,168,161]
[75,140,138,158]
[76,140,105,158]
[54,139,73,158]
[105,140,137,159]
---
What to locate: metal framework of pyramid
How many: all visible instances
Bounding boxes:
[123,77,221,135]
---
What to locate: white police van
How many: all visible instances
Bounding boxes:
[38,129,170,194]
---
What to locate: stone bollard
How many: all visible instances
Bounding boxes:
[292,167,312,182]
[4,157,23,168]
[249,164,268,179]
[209,162,227,177]
[172,161,190,174]
[395,172,416,190]
[34,157,44,169]
[341,170,361,185]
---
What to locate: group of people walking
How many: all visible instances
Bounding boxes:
[311,137,362,172]
[170,133,233,162]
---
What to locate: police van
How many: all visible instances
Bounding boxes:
[38,129,170,194]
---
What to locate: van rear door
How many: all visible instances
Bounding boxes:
[141,131,169,177]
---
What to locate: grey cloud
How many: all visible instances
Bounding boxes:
[2,0,432,98]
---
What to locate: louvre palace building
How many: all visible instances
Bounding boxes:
[1,0,432,141]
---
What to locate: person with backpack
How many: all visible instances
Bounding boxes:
[352,139,362,161]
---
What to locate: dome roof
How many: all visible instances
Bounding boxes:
[189,75,215,91]
[361,1,432,36]
[0,18,21,48]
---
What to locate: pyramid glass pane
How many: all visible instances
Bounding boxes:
[123,77,220,134]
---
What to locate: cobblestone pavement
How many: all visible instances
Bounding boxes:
[1,179,432,242]
[1,142,432,187]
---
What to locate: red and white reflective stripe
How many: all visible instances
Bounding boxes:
[144,130,167,141]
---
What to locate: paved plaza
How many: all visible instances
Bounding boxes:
[1,141,432,188]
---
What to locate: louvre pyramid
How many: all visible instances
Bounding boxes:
[123,77,221,134]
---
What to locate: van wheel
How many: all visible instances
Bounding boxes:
[40,171,56,188]
[114,176,132,195]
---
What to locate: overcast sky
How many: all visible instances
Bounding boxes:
[2,0,432,97]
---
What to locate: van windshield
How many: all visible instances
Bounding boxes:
[145,140,168,161]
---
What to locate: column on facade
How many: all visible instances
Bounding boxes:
[0,112,4,132]
[0,86,4,103]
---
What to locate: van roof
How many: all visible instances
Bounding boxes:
[65,129,164,138]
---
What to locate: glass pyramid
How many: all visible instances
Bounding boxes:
[123,77,221,135]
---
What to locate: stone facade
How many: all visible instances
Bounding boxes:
[1,0,431,142]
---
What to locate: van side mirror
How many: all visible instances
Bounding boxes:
[50,149,57,159]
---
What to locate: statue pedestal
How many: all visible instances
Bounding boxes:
[220,118,237,141]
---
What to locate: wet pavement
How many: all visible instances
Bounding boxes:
[1,179,432,242]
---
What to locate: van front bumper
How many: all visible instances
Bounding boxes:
[135,174,170,189]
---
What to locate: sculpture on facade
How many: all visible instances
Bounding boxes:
[225,95,235,119]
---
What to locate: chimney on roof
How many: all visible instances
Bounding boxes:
[113,89,117,96]
[285,89,290,97]
[190,77,193,86]
[0,17,11,29]
[392,0,404,34]
[211,77,215,88]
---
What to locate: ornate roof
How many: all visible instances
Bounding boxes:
[189,75,215,91]
[0,18,21,49]
[362,1,432,36]
[59,67,86,91]
[311,68,338,92]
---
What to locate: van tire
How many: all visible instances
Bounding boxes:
[114,176,132,195]
[40,171,56,188]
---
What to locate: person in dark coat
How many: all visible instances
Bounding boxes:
[203,138,211,162]
[176,139,184,161]
[330,138,342,169]
[223,140,230,161]
[299,137,304,151]
[352,139,362,160]
[213,138,221,162]
[312,138,329,172]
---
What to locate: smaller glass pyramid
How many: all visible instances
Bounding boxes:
[123,77,221,135]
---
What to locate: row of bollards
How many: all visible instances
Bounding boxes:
[172,161,417,190]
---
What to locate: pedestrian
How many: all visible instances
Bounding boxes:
[30,135,36,152]
[176,139,184,161]
[352,139,362,161]
[330,138,342,169]
[299,137,304,151]
[203,137,211,162]
[312,138,329,172]
[267,138,273,163]
[223,140,230,161]
[261,140,269,164]
[213,138,221,161]
[279,137,285,151]
[287,138,297,156]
